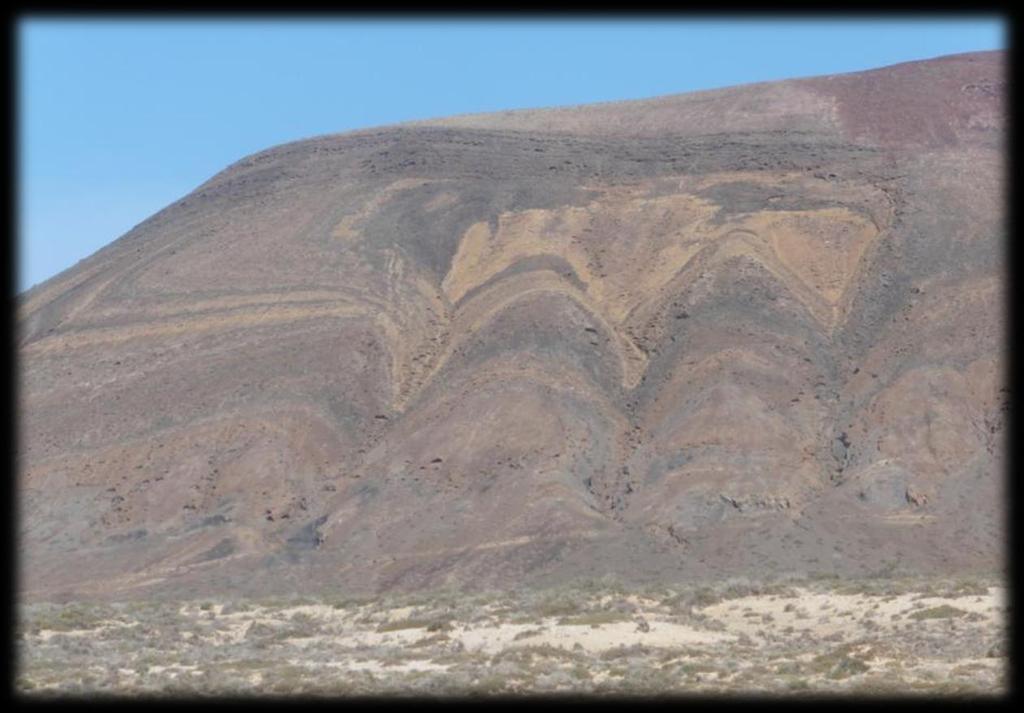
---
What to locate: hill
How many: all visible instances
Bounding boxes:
[17,51,1006,601]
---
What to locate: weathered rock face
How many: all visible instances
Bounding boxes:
[18,51,1005,600]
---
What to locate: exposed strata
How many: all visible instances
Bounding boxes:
[17,51,1005,600]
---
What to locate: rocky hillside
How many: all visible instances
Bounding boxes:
[18,51,1005,600]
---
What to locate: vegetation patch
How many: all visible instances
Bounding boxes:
[556,611,630,627]
[909,605,969,621]
[809,644,873,680]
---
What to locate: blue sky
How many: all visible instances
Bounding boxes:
[18,18,1006,292]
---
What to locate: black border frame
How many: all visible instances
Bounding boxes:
[3,4,1017,707]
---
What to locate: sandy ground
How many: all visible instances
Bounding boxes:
[17,578,1008,696]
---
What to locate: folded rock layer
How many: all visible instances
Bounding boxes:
[18,51,1006,600]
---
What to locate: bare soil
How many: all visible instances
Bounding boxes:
[16,575,1007,697]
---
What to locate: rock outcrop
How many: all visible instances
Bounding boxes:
[18,51,1005,600]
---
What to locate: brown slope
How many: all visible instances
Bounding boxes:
[17,51,1005,601]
